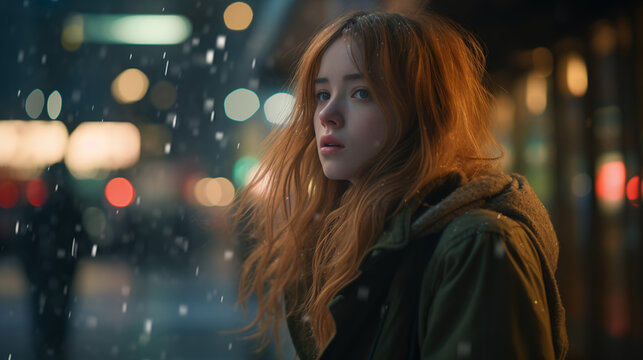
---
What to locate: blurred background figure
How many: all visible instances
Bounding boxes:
[16,164,87,360]
[0,0,641,359]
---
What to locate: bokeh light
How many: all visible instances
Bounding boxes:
[0,181,20,209]
[565,53,588,97]
[82,206,107,238]
[64,14,192,46]
[626,176,640,205]
[526,72,547,115]
[47,90,63,119]
[65,122,140,179]
[591,21,617,56]
[596,153,626,212]
[205,178,222,206]
[213,177,235,206]
[105,177,135,207]
[109,15,191,44]
[61,14,84,51]
[233,156,259,186]
[264,92,295,125]
[111,68,149,104]
[149,81,177,110]
[0,120,68,172]
[193,177,236,207]
[223,2,253,31]
[194,177,213,207]
[0,123,19,165]
[224,88,260,122]
[26,178,48,207]
[25,89,45,119]
[596,161,625,201]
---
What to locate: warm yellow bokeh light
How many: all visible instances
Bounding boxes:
[193,177,235,207]
[0,123,19,164]
[591,21,617,56]
[492,93,515,133]
[213,177,235,206]
[525,72,547,115]
[205,178,222,207]
[0,120,68,171]
[194,178,213,207]
[566,53,588,97]
[61,14,84,51]
[111,68,149,104]
[65,122,141,179]
[223,2,253,31]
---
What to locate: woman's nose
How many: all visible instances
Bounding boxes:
[318,99,344,128]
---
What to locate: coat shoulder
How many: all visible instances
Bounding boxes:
[433,208,541,272]
[442,208,524,241]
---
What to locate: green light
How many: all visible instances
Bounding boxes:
[233,156,259,187]
[71,14,192,45]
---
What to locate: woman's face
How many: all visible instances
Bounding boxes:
[313,36,389,184]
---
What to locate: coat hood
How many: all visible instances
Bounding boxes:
[410,170,568,359]
[411,171,558,272]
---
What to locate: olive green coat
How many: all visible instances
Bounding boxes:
[286,172,568,359]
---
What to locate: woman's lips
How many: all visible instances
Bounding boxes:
[320,144,345,155]
[319,135,345,155]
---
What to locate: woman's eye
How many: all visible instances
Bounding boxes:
[354,89,370,100]
[316,91,330,101]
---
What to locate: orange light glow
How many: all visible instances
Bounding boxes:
[105,177,135,207]
[194,177,213,207]
[0,181,20,209]
[565,53,588,97]
[223,2,253,31]
[205,178,222,206]
[193,177,236,207]
[596,161,625,202]
[26,178,48,207]
[111,68,149,104]
[213,177,235,206]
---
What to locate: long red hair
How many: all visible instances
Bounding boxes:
[234,10,500,356]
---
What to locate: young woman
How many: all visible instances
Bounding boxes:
[234,10,568,360]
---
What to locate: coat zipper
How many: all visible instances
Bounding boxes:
[367,303,389,360]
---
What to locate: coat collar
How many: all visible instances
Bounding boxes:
[360,171,468,258]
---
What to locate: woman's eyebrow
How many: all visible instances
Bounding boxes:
[314,73,363,84]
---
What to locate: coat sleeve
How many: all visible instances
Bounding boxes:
[418,210,556,359]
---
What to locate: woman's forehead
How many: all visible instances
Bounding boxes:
[316,36,364,77]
